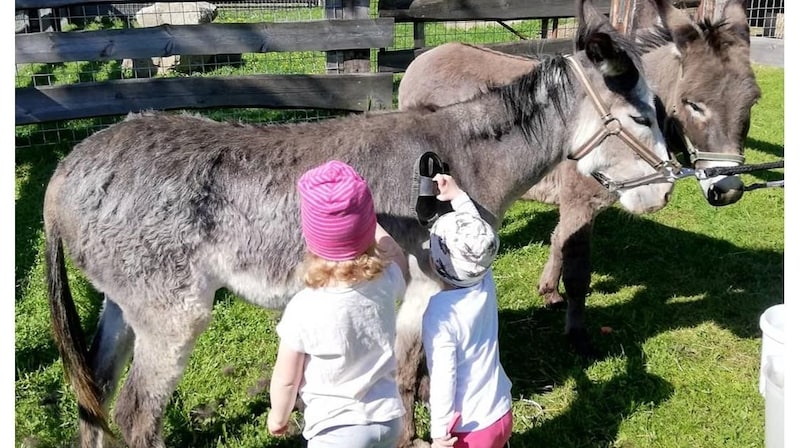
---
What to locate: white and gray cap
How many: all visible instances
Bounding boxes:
[429,210,499,287]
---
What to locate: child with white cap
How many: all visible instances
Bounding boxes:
[267,160,408,448]
[423,173,513,448]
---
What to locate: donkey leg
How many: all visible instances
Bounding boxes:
[538,212,567,309]
[113,295,212,448]
[540,197,598,310]
[561,219,598,359]
[80,297,135,448]
[394,259,439,448]
[395,297,430,448]
[395,325,427,448]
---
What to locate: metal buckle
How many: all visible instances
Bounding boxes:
[603,116,622,135]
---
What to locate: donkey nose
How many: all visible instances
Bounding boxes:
[707,176,745,206]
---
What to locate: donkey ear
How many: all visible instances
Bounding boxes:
[583,32,640,90]
[576,0,607,27]
[576,0,640,90]
[630,0,664,31]
[651,0,700,50]
[575,0,611,50]
[652,0,693,30]
[575,0,619,51]
[721,0,751,44]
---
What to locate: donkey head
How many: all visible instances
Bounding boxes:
[568,0,675,214]
[649,0,761,206]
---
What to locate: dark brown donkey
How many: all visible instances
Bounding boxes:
[399,0,760,357]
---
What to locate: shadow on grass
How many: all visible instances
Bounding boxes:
[511,353,674,447]
[163,393,306,448]
[746,137,784,159]
[743,137,785,184]
[492,204,781,445]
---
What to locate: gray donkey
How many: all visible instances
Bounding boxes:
[44,0,676,446]
[398,0,760,357]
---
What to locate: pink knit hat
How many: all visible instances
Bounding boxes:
[297,160,377,261]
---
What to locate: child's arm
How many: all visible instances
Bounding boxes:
[422,313,460,441]
[267,342,305,436]
[433,174,480,218]
[431,413,459,448]
[376,223,410,283]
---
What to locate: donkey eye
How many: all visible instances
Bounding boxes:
[683,99,703,113]
[631,115,652,127]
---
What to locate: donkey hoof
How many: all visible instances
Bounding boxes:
[542,293,566,310]
[412,438,432,448]
[567,328,600,360]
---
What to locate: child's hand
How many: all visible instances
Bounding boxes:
[267,411,289,436]
[375,223,410,282]
[433,174,464,202]
[432,435,458,448]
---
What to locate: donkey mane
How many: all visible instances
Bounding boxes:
[493,55,573,146]
[666,16,750,62]
[698,18,750,56]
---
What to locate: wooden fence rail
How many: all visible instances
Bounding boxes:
[17,0,693,127]
[16,19,394,64]
[15,73,393,124]
[379,0,609,21]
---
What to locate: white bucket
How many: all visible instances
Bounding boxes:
[764,355,784,448]
[759,304,785,396]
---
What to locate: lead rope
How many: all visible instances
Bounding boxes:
[697,160,785,191]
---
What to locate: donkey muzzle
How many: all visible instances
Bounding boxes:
[706,175,744,206]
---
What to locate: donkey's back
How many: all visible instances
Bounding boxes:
[46,112,311,310]
[399,42,540,110]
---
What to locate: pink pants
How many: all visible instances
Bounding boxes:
[452,410,513,448]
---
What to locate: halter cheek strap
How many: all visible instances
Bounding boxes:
[565,56,681,192]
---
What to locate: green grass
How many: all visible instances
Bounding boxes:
[14,65,784,448]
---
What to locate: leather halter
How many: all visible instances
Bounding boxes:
[565,56,681,192]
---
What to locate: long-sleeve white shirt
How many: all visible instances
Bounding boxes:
[422,272,512,438]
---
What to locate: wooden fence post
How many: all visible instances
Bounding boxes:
[696,0,727,21]
[609,0,635,34]
[326,0,371,73]
[413,21,425,49]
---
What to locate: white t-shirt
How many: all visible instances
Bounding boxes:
[422,272,512,438]
[276,262,407,439]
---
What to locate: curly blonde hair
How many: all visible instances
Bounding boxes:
[303,243,390,288]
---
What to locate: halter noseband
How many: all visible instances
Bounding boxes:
[565,56,681,192]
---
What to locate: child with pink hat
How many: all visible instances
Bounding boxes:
[267,160,409,448]
[422,173,513,448]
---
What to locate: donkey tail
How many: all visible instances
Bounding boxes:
[45,221,110,434]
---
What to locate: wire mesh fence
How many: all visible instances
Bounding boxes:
[746,0,783,38]
[14,1,347,149]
